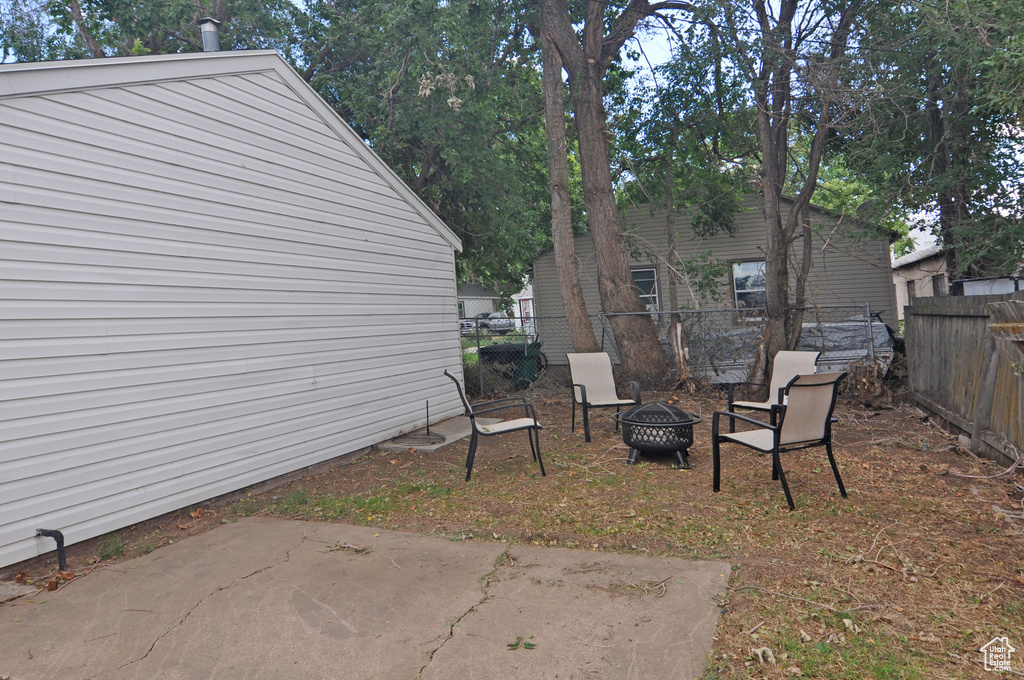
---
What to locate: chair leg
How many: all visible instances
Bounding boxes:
[465,431,478,482]
[728,404,736,434]
[533,428,546,476]
[527,428,538,461]
[825,441,847,498]
[614,405,620,432]
[582,403,591,442]
[773,449,795,510]
[712,432,721,492]
[570,401,576,433]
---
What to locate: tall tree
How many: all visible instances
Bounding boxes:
[615,25,753,378]
[844,0,1024,278]
[541,0,699,386]
[538,7,600,353]
[299,0,550,292]
[712,0,869,382]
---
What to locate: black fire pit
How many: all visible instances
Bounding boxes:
[613,403,701,469]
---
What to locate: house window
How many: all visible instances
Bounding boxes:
[457,301,466,318]
[906,279,916,300]
[631,268,659,310]
[931,274,946,297]
[732,261,766,309]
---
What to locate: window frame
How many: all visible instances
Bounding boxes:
[732,260,766,310]
[630,267,660,311]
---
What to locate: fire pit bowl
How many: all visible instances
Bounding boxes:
[613,403,701,469]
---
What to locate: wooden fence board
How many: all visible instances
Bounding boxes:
[906,292,1024,464]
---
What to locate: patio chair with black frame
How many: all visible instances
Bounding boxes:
[726,350,819,432]
[711,372,847,511]
[444,370,545,482]
[567,352,641,443]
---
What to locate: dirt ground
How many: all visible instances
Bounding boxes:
[5,380,1023,679]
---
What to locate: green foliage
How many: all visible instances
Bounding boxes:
[299,0,550,291]
[677,251,729,306]
[614,23,753,237]
[1,0,301,60]
[136,539,157,556]
[506,635,536,650]
[1,0,93,60]
[806,154,913,256]
[129,37,149,55]
[841,0,1024,277]
[97,533,125,561]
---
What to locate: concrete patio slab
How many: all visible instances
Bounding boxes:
[0,517,729,680]
[378,416,500,454]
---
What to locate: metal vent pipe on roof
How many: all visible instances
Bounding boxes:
[198,17,222,52]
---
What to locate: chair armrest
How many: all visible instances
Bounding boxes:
[712,409,777,434]
[570,383,587,405]
[624,381,641,404]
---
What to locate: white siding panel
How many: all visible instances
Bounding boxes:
[0,56,464,568]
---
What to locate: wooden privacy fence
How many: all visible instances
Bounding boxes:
[905,291,1024,465]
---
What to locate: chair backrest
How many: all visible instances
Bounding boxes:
[443,370,474,417]
[778,372,845,446]
[768,351,820,404]
[566,352,619,403]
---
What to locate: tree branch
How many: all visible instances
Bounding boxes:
[68,0,106,58]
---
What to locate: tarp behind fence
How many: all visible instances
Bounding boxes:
[463,304,895,394]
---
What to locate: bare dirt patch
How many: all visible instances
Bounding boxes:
[5,383,1023,678]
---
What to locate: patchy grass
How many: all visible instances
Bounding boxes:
[7,383,1021,678]
[96,534,125,561]
[230,385,1024,679]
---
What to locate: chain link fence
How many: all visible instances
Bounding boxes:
[461,304,896,395]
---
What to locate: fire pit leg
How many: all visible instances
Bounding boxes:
[674,449,692,470]
[627,448,642,465]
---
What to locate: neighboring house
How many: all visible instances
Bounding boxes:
[892,245,946,320]
[955,275,1022,296]
[892,245,1021,311]
[0,51,465,569]
[512,282,535,322]
[457,283,502,319]
[458,281,534,326]
[532,195,897,367]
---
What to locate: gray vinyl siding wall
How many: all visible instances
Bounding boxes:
[533,196,896,362]
[0,53,463,568]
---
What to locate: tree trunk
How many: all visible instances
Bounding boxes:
[750,0,860,384]
[540,16,600,353]
[665,128,688,381]
[573,66,669,386]
[541,0,669,387]
[787,205,813,350]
